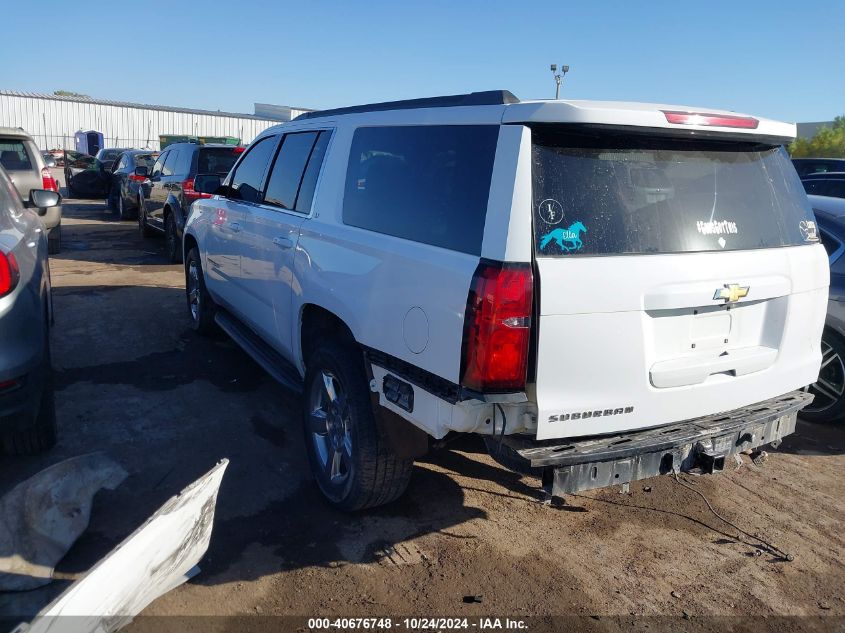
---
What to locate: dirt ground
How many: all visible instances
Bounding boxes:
[1,187,844,630]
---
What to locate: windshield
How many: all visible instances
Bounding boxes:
[532,129,817,256]
[198,147,240,175]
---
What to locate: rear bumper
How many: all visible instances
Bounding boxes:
[504,391,809,496]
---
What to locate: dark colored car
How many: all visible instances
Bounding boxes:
[0,165,60,455]
[801,172,845,199]
[107,150,159,220]
[95,147,132,173]
[66,156,111,199]
[802,194,845,423]
[137,143,244,262]
[793,158,845,178]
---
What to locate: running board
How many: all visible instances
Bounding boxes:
[214,310,303,394]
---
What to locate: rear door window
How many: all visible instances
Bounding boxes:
[198,147,241,176]
[0,140,33,171]
[263,131,319,212]
[229,136,279,204]
[151,152,167,178]
[162,150,180,176]
[295,131,332,213]
[532,129,818,256]
[342,125,499,255]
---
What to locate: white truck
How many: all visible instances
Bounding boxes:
[183,91,827,509]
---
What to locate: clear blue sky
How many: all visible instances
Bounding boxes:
[3,0,842,122]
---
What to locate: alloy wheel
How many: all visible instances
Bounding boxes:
[187,260,201,322]
[308,371,353,486]
[804,340,845,413]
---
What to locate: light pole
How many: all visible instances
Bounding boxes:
[550,64,570,99]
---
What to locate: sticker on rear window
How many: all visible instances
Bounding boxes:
[539,222,587,253]
[538,199,563,225]
[799,220,819,242]
[696,219,738,236]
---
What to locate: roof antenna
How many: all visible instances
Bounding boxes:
[550,64,570,99]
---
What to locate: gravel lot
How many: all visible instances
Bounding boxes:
[1,188,844,629]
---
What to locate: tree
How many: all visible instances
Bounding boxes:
[790,116,845,157]
[53,90,90,99]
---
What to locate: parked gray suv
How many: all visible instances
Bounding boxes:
[0,127,63,254]
[0,165,59,454]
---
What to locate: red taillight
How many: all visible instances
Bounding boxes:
[0,251,20,298]
[41,167,58,192]
[182,178,212,204]
[129,174,146,182]
[461,261,533,392]
[0,377,22,392]
[233,146,246,154]
[662,110,759,129]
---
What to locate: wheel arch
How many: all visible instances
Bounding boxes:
[298,304,358,372]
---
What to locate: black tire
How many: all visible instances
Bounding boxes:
[165,212,182,263]
[2,336,57,456]
[801,329,845,423]
[138,201,155,238]
[303,342,413,511]
[107,187,117,211]
[47,224,61,255]
[117,193,128,220]
[185,247,216,335]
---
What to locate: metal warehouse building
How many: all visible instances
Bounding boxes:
[0,90,311,151]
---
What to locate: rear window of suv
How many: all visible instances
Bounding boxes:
[531,128,817,256]
[198,147,241,176]
[342,125,499,255]
[0,140,33,171]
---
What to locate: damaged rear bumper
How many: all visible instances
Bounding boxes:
[502,390,810,497]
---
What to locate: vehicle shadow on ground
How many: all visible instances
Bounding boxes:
[55,199,171,267]
[777,418,845,456]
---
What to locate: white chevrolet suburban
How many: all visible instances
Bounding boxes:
[184,91,828,510]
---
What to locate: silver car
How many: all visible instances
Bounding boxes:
[0,126,63,253]
[0,165,60,454]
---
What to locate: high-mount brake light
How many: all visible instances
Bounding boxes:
[460,261,533,392]
[662,110,759,129]
[0,251,20,298]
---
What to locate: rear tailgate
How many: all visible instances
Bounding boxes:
[529,127,828,440]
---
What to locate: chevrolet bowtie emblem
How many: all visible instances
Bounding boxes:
[713,283,750,303]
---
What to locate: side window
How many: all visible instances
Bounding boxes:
[229,136,279,203]
[162,150,180,177]
[342,125,499,255]
[263,131,319,212]
[177,148,193,176]
[151,151,168,178]
[295,131,332,213]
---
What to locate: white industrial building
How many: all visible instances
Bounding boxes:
[0,90,312,151]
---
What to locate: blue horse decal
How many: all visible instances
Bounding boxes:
[540,221,587,252]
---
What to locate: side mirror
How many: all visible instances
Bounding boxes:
[29,189,62,213]
[194,174,222,195]
[43,156,57,168]
[134,166,149,178]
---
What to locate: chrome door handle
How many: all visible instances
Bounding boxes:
[272,236,294,249]
[229,222,241,232]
